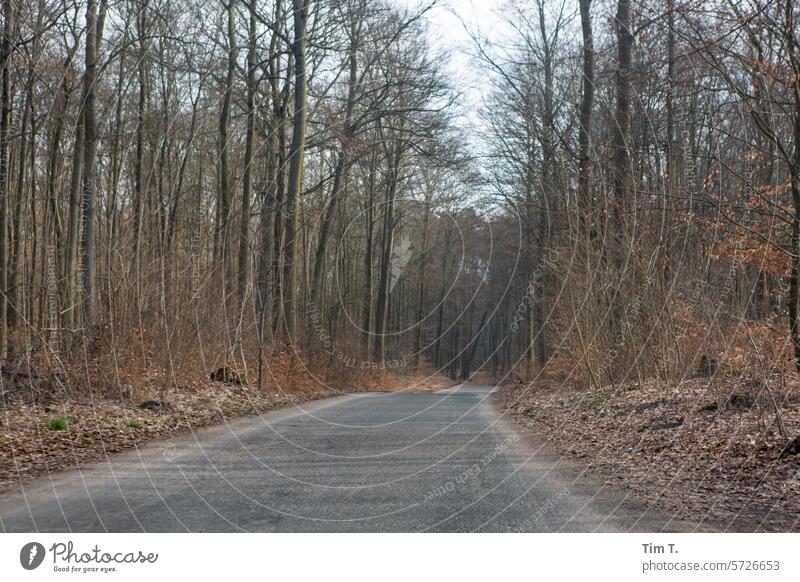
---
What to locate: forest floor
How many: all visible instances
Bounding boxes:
[493,377,800,532]
[0,368,456,492]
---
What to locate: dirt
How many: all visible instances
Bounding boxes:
[493,376,800,532]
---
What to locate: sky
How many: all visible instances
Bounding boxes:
[387,0,511,209]
[393,0,506,120]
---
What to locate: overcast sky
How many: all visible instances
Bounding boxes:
[391,0,507,137]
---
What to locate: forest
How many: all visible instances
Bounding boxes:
[0,0,798,391]
[1,0,800,531]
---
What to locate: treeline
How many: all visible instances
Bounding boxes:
[475,0,800,387]
[0,0,799,393]
[0,0,483,389]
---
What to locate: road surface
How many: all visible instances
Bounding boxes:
[0,385,690,532]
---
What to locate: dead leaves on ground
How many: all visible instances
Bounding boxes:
[495,377,800,532]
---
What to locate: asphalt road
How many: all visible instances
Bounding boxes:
[0,385,689,532]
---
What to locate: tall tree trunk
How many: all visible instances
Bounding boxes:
[238,0,257,317]
[663,0,676,286]
[786,0,800,372]
[535,0,553,370]
[80,0,99,328]
[613,0,633,214]
[413,203,430,370]
[373,140,401,362]
[525,158,536,382]
[257,0,284,377]
[433,226,452,369]
[283,0,309,340]
[217,0,237,282]
[360,156,376,360]
[45,47,77,345]
[9,73,30,328]
[309,14,360,313]
[107,31,126,324]
[577,0,594,236]
[257,135,277,387]
[64,110,83,334]
[132,0,148,301]
[0,0,13,357]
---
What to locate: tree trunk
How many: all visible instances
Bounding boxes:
[64,110,83,334]
[525,158,536,382]
[309,15,360,314]
[373,140,401,362]
[8,70,30,328]
[360,156,376,359]
[577,0,594,235]
[787,0,800,372]
[80,0,99,328]
[613,0,633,213]
[413,203,430,370]
[283,0,309,340]
[217,0,237,280]
[132,0,148,298]
[0,0,13,357]
[238,0,257,318]
[45,47,77,345]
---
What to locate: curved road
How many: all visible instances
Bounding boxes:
[0,385,689,532]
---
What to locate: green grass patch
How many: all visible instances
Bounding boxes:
[46,417,71,430]
[125,419,144,429]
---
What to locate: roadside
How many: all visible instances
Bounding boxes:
[493,377,800,532]
[0,382,335,492]
[0,367,455,492]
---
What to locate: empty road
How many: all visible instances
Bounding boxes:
[0,385,689,532]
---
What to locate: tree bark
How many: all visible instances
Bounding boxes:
[613,0,633,213]
[373,139,401,362]
[217,0,238,279]
[238,0,257,317]
[577,0,594,235]
[0,0,13,357]
[360,155,376,359]
[283,0,309,340]
[132,0,148,296]
[80,0,99,328]
[309,13,360,313]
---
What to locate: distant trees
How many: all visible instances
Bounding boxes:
[472,0,800,386]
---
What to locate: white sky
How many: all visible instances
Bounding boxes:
[393,2,504,89]
[392,0,507,137]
